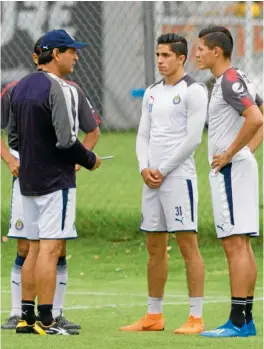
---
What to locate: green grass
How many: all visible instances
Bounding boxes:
[1,131,263,348]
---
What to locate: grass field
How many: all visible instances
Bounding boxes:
[1,131,263,349]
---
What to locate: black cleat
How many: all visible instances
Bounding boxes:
[33,321,79,335]
[16,320,35,334]
[56,315,81,330]
[2,315,21,330]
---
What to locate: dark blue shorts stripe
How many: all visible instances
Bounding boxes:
[186,179,194,223]
[9,177,17,230]
[61,189,69,231]
[220,163,234,225]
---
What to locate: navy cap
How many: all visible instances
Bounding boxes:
[40,29,88,51]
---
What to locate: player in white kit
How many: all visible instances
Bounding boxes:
[196,26,263,338]
[120,34,208,334]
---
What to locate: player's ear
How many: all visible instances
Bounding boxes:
[32,53,39,65]
[52,48,60,61]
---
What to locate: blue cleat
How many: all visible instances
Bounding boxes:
[200,320,248,338]
[247,319,256,336]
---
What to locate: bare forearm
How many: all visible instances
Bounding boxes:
[248,104,263,153]
[227,118,263,157]
[82,128,100,151]
[1,137,14,165]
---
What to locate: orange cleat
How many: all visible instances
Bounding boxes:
[174,315,204,334]
[120,313,164,332]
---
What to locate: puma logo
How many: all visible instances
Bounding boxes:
[175,217,184,224]
[12,280,20,286]
[59,282,67,286]
[217,224,224,232]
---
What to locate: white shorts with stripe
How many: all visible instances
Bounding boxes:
[209,156,259,239]
[140,177,198,233]
[21,188,77,240]
[8,177,26,239]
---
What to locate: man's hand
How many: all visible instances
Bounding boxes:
[211,150,233,173]
[7,156,19,177]
[141,168,163,189]
[75,164,81,172]
[90,154,102,171]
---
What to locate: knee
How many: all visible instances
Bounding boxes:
[177,235,200,261]
[40,241,63,259]
[147,237,168,260]
[222,236,247,258]
[17,239,30,257]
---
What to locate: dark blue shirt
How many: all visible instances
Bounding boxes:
[9,71,96,196]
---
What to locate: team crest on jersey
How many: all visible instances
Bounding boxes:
[173,94,181,104]
[15,219,24,231]
[149,96,154,112]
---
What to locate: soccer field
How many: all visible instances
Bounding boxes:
[1,131,263,348]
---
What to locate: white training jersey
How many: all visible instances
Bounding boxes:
[208,67,263,163]
[136,74,208,178]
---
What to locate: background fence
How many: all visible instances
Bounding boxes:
[1,1,263,129]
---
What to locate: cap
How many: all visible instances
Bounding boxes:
[40,29,88,51]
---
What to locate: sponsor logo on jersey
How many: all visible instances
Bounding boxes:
[232,82,244,94]
[173,94,181,104]
[149,96,154,112]
[15,219,24,231]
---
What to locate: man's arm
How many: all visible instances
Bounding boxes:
[77,90,100,151]
[212,77,263,172]
[136,88,151,173]
[1,136,19,177]
[248,94,263,153]
[158,84,208,177]
[50,81,100,171]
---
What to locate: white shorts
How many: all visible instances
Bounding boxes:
[140,177,198,233]
[21,188,77,240]
[209,156,259,239]
[8,177,26,239]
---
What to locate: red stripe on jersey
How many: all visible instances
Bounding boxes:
[1,80,19,98]
[241,96,254,109]
[225,68,239,82]
[64,79,78,88]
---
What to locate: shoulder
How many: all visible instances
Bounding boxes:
[184,75,207,98]
[149,79,164,90]
[221,68,247,91]
[1,80,19,98]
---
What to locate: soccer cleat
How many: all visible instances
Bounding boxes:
[16,320,35,334]
[1,315,21,330]
[33,321,79,335]
[247,319,256,336]
[200,320,248,337]
[120,313,164,332]
[174,315,204,334]
[55,315,81,330]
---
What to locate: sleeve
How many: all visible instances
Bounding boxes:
[8,105,18,152]
[158,84,208,176]
[136,88,151,173]
[49,81,96,170]
[255,93,263,107]
[221,70,255,114]
[1,86,12,130]
[77,88,98,133]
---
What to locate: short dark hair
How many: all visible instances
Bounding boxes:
[38,47,69,65]
[34,36,44,56]
[198,26,233,59]
[157,33,188,64]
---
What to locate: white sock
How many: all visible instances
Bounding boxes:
[52,257,68,319]
[189,297,204,318]
[10,254,25,317]
[148,296,163,314]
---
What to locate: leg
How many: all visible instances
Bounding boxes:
[2,239,30,329]
[221,235,250,327]
[174,232,205,334]
[245,238,257,326]
[147,233,168,299]
[176,232,204,299]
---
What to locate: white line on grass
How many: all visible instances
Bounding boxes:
[1,298,263,314]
